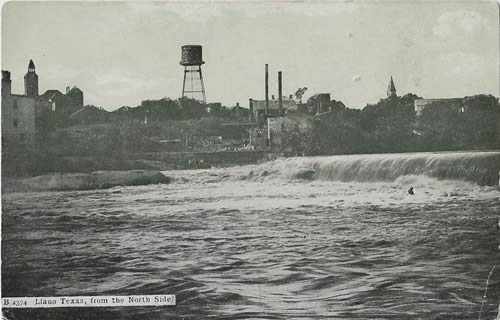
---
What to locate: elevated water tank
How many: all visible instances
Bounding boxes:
[180,45,205,66]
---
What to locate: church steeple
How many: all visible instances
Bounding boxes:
[387,76,397,98]
[24,59,38,97]
[28,59,35,72]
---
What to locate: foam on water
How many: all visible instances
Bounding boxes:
[161,151,500,212]
[167,150,500,187]
[3,151,500,320]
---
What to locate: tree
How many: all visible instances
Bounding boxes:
[417,102,463,151]
[360,93,419,152]
[416,94,499,150]
[461,95,498,149]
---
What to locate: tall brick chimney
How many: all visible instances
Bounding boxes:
[278,71,283,116]
[265,64,269,117]
[249,98,254,122]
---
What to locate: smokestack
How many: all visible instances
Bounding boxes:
[278,71,283,116]
[66,86,70,94]
[249,98,254,122]
[265,64,269,117]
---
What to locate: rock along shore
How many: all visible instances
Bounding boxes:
[2,170,171,193]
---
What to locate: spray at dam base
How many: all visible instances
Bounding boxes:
[275,150,500,186]
[6,150,500,193]
[2,150,500,319]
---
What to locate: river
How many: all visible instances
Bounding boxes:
[2,151,500,319]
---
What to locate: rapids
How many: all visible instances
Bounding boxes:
[2,151,500,319]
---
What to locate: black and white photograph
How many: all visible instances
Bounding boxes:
[1,0,500,319]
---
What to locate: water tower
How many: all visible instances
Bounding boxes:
[180,45,206,102]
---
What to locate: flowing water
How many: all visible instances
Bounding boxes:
[2,151,500,320]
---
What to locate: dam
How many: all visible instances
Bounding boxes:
[2,150,500,319]
[276,150,500,186]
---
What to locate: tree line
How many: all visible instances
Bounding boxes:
[313,93,499,155]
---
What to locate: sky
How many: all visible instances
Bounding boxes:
[1,0,499,111]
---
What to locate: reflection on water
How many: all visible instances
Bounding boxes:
[2,153,500,319]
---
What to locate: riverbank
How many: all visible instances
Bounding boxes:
[2,170,172,193]
[2,150,270,178]
[3,156,499,319]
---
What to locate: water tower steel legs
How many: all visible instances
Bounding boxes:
[199,67,206,102]
[182,65,206,103]
[182,68,187,98]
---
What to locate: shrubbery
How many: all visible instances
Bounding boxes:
[315,94,499,154]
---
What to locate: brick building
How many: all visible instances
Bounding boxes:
[1,70,36,147]
[250,96,299,122]
[266,114,315,155]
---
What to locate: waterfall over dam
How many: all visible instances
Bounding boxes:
[3,150,500,320]
[265,151,500,186]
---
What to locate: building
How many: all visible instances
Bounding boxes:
[2,60,56,149]
[308,93,332,114]
[39,89,63,112]
[267,113,315,155]
[24,59,38,97]
[414,98,462,116]
[250,95,299,121]
[387,76,397,98]
[40,85,84,115]
[2,70,36,148]
[66,86,84,107]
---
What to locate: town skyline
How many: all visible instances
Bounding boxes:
[2,1,499,111]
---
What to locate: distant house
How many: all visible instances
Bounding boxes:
[308,93,332,114]
[207,102,222,113]
[414,98,463,116]
[229,102,248,119]
[250,95,299,121]
[66,86,84,107]
[40,85,84,116]
[40,89,64,112]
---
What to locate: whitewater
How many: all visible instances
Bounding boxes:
[2,151,500,319]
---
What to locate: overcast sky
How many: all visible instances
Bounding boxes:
[2,1,498,110]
